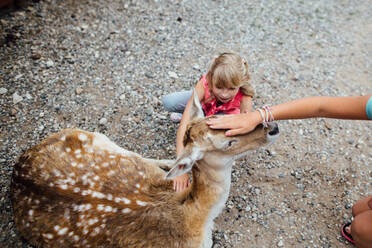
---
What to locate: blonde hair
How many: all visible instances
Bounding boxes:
[206,52,255,97]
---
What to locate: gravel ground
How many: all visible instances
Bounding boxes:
[1,0,371,247]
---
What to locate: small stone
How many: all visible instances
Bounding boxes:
[9,108,17,116]
[119,94,126,101]
[145,72,154,79]
[25,93,32,100]
[46,60,54,67]
[0,88,7,94]
[324,122,332,130]
[168,71,178,79]
[99,118,108,125]
[193,64,200,70]
[75,88,83,95]
[277,240,284,247]
[30,53,41,60]
[12,92,23,104]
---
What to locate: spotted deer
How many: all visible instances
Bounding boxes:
[11,91,279,248]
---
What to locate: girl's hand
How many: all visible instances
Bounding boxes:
[207,111,262,136]
[173,173,190,192]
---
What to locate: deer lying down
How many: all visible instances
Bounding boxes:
[11,91,279,248]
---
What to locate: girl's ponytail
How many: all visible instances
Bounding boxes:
[240,59,255,98]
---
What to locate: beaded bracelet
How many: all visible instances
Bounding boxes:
[257,106,275,128]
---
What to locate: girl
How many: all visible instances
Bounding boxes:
[162,52,255,192]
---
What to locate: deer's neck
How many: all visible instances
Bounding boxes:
[184,159,232,228]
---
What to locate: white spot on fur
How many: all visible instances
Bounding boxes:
[97,204,104,211]
[28,210,34,216]
[102,162,109,167]
[59,185,68,190]
[139,171,144,176]
[78,133,88,142]
[54,225,60,231]
[73,235,79,241]
[136,200,148,206]
[75,153,82,159]
[66,147,71,152]
[135,183,140,188]
[43,233,54,239]
[104,206,113,212]
[53,170,62,177]
[106,194,113,200]
[93,176,99,181]
[71,161,77,167]
[92,191,105,199]
[61,136,66,141]
[121,208,131,214]
[58,227,68,235]
[73,187,80,193]
[74,149,81,154]
[88,218,98,225]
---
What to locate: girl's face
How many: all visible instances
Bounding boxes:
[211,84,239,103]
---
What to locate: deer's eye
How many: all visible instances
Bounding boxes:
[227,140,238,148]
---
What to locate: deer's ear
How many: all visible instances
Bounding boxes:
[189,89,204,120]
[164,147,204,179]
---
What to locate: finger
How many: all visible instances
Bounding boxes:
[226,128,246,136]
[180,182,186,191]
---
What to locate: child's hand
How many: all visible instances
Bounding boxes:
[173,173,190,192]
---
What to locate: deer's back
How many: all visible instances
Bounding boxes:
[11,129,194,247]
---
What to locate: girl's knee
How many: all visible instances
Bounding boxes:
[351,211,372,245]
[352,195,372,217]
[162,94,174,112]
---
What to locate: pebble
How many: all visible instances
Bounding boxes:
[168,71,178,79]
[99,117,108,125]
[12,92,23,104]
[46,60,54,67]
[0,88,7,94]
[75,88,83,95]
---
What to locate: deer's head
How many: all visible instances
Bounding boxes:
[165,90,279,179]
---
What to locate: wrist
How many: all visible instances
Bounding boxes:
[252,110,263,126]
[256,106,275,127]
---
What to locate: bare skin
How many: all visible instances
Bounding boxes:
[173,79,253,192]
[207,94,372,247]
[207,95,371,136]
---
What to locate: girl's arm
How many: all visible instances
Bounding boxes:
[173,79,204,192]
[207,95,372,136]
[240,96,253,113]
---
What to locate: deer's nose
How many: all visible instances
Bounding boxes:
[268,123,279,136]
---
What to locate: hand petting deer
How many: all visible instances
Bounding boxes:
[11,90,279,248]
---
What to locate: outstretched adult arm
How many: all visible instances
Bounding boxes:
[207,95,372,136]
